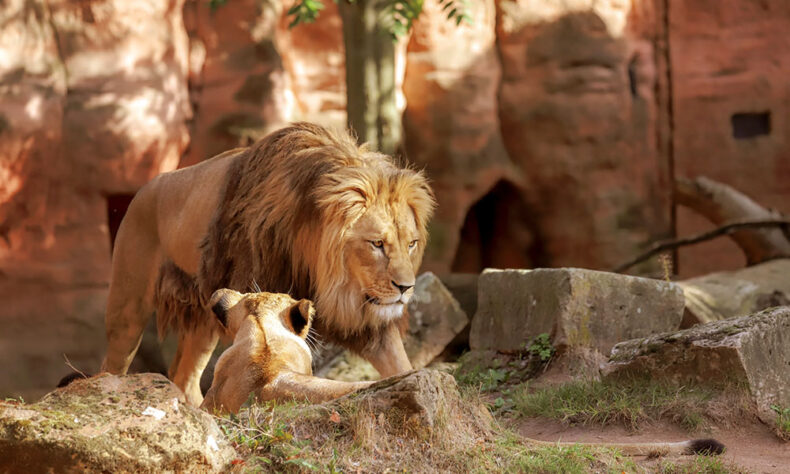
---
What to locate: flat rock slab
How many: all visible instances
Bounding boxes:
[0,373,235,473]
[470,268,684,355]
[678,258,790,324]
[607,307,790,417]
[404,272,469,368]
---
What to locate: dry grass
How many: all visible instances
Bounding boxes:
[215,392,647,473]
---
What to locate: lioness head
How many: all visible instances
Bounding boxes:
[209,288,315,374]
[313,161,436,332]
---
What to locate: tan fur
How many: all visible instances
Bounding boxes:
[201,289,372,414]
[100,123,434,406]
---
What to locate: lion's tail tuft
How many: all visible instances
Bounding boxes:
[685,438,726,455]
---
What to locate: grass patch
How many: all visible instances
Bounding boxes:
[511,377,720,431]
[657,455,748,474]
[771,404,790,440]
[453,430,639,474]
[216,392,643,473]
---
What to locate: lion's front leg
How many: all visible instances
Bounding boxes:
[170,322,220,406]
[360,322,413,378]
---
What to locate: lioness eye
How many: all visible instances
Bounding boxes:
[409,240,418,249]
[370,240,384,248]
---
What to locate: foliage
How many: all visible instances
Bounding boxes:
[770,404,790,440]
[511,377,719,431]
[287,0,472,37]
[527,333,555,362]
[207,0,228,12]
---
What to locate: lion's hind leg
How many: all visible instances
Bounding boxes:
[100,225,161,376]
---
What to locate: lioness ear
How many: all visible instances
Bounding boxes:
[288,299,314,338]
[209,289,243,328]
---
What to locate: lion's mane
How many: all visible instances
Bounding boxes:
[154,122,435,351]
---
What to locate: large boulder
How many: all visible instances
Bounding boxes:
[607,307,790,419]
[470,268,685,355]
[496,2,671,273]
[0,373,236,473]
[0,0,191,401]
[403,0,514,272]
[181,0,289,167]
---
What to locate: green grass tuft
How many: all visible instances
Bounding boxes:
[658,455,748,474]
[770,404,790,440]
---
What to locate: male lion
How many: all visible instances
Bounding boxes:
[101,122,435,405]
[201,289,373,414]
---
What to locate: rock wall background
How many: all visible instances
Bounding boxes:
[1,0,788,399]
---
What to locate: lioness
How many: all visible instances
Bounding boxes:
[201,289,372,414]
[101,122,435,405]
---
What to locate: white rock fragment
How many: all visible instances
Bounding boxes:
[142,406,166,420]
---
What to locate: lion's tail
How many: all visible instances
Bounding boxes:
[524,437,725,457]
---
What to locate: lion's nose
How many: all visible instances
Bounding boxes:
[392,281,414,294]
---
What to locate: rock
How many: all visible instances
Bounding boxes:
[678,259,790,325]
[0,0,190,401]
[274,0,349,129]
[0,373,235,473]
[53,0,191,193]
[404,272,469,368]
[330,369,492,434]
[315,350,380,382]
[470,268,685,355]
[671,0,790,278]
[181,0,290,167]
[607,307,790,419]
[438,273,479,323]
[496,2,671,273]
[404,0,514,273]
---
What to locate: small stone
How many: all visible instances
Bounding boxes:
[470,268,685,355]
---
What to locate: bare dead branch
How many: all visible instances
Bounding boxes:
[613,219,790,273]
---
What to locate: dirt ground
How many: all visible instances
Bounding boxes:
[512,417,790,473]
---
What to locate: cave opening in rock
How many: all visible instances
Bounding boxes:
[105,194,135,252]
[451,181,542,272]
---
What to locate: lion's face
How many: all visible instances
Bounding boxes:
[343,199,423,323]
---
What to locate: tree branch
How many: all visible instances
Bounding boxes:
[613,219,790,273]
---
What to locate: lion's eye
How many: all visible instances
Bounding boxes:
[408,240,418,249]
[370,240,384,249]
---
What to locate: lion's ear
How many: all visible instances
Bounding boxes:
[209,289,243,328]
[288,299,314,339]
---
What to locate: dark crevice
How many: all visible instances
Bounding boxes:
[451,181,543,272]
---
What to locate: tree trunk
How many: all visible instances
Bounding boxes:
[337,0,401,156]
